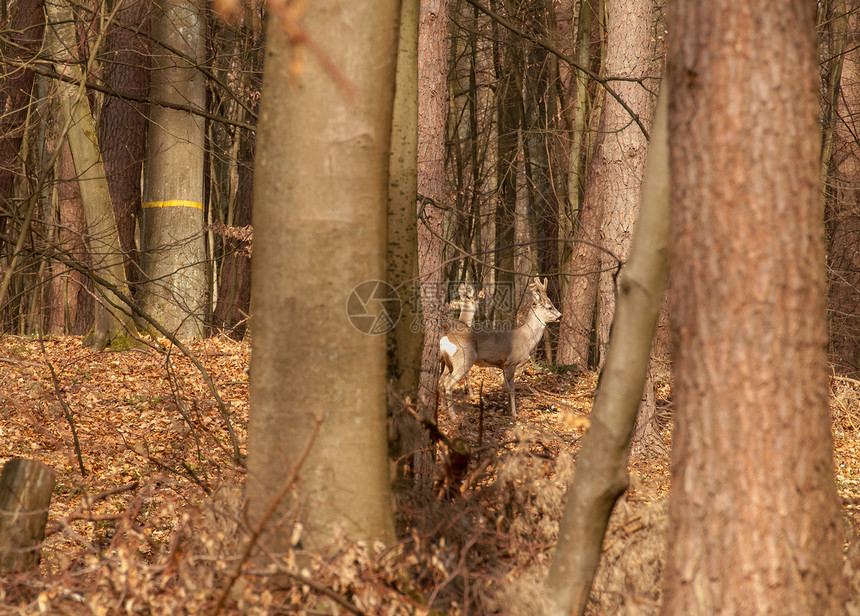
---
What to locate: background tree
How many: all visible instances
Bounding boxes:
[246,0,399,551]
[824,0,860,375]
[416,0,450,430]
[98,0,150,292]
[662,0,846,611]
[557,0,663,368]
[140,0,207,338]
[208,5,261,339]
[44,0,138,349]
[387,0,433,493]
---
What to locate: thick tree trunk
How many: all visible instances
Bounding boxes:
[140,0,207,338]
[246,1,399,553]
[594,0,661,365]
[662,1,846,612]
[558,0,661,368]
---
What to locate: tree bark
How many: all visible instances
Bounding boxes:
[416,0,450,435]
[826,2,860,375]
[557,0,661,368]
[45,0,138,349]
[543,89,668,616]
[0,0,44,208]
[662,1,846,612]
[0,459,55,573]
[387,0,432,494]
[140,0,207,338]
[594,0,662,365]
[48,140,91,335]
[98,0,150,292]
[246,0,399,553]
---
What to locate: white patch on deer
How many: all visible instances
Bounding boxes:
[440,335,457,357]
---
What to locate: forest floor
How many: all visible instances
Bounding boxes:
[1,335,860,614]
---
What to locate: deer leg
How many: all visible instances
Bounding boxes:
[441,348,476,420]
[464,373,474,400]
[503,365,518,418]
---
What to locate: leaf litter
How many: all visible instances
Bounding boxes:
[0,336,859,614]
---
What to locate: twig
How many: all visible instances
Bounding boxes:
[37,332,86,476]
[275,568,368,616]
[0,356,42,367]
[461,0,653,140]
[36,247,244,463]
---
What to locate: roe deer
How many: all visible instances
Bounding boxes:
[440,283,477,397]
[453,283,476,328]
[439,278,561,419]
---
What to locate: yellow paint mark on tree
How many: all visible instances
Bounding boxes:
[142,200,204,210]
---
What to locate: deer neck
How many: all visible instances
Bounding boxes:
[513,307,548,353]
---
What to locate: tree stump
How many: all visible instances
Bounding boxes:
[0,458,55,572]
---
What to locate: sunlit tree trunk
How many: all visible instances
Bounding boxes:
[246,0,399,552]
[557,0,661,368]
[594,0,662,365]
[416,0,450,428]
[140,0,206,338]
[387,0,432,493]
[45,0,137,349]
[662,0,846,611]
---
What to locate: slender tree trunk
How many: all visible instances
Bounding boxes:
[211,20,259,340]
[45,0,138,349]
[388,0,432,494]
[98,0,150,293]
[493,0,520,323]
[662,1,846,612]
[246,1,399,553]
[212,128,254,339]
[544,88,668,616]
[140,0,207,338]
[416,0,450,431]
[826,2,860,375]
[47,141,90,335]
[0,0,44,208]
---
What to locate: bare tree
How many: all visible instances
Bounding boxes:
[246,0,400,552]
[140,0,207,338]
